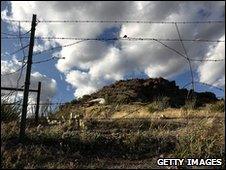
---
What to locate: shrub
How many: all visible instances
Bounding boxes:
[116,94,130,104]
[183,97,198,110]
[148,96,170,113]
[104,94,111,105]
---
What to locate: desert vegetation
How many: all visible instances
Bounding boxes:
[1,78,225,169]
[1,100,225,169]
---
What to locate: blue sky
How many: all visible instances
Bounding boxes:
[1,28,74,103]
[1,1,225,103]
[1,2,74,103]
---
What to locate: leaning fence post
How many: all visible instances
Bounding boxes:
[35,82,41,124]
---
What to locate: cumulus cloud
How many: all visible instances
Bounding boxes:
[1,57,57,116]
[198,36,225,89]
[1,1,225,98]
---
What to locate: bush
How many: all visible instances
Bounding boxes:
[104,94,111,105]
[183,98,198,110]
[116,94,131,104]
[148,96,170,113]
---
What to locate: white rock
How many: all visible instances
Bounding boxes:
[89,98,106,104]
[160,114,166,119]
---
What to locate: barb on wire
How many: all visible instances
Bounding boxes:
[33,40,85,56]
[33,56,65,64]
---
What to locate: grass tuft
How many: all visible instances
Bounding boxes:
[148,96,170,113]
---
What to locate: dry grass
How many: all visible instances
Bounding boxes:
[1,101,225,169]
[79,101,224,120]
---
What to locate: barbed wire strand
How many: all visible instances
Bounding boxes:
[33,40,85,56]
[1,36,225,43]
[2,20,225,111]
[9,44,29,56]
[182,81,224,91]
[31,38,225,62]
[1,63,27,77]
[175,23,195,95]
[2,19,224,24]
[1,32,19,36]
[15,22,27,102]
[1,30,31,36]
[189,58,224,62]
[152,39,188,60]
[1,85,24,102]
[2,36,223,62]
[33,57,58,64]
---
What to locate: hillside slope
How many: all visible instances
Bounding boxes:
[2,101,225,169]
[68,77,218,108]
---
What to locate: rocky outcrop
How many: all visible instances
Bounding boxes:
[71,77,218,107]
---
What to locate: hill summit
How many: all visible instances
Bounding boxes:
[71,77,218,107]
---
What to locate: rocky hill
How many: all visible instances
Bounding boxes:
[70,77,218,107]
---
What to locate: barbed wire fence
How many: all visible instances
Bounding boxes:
[1,18,225,117]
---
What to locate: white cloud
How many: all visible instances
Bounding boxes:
[198,37,225,89]
[65,70,96,98]
[1,58,57,116]
[1,1,225,98]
